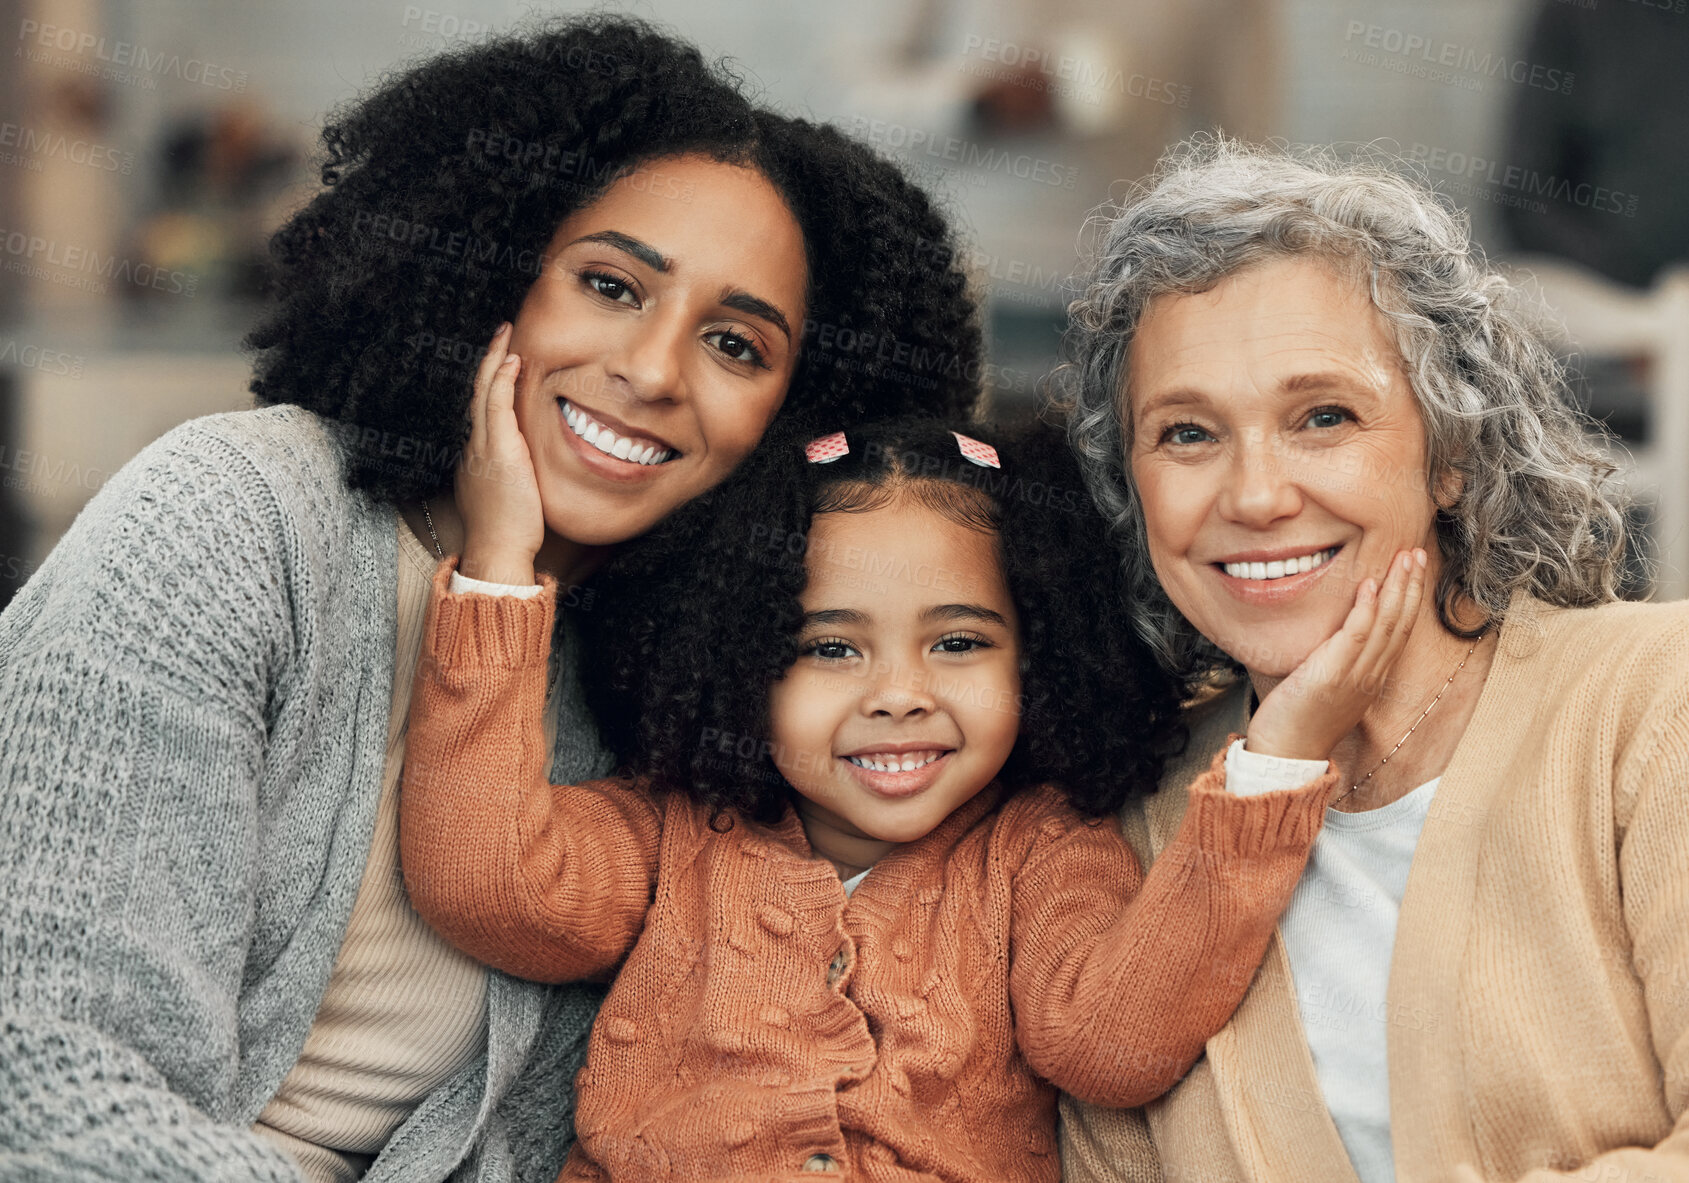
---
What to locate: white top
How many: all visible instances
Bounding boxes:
[841,868,871,897]
[1223,740,1437,1183]
[253,530,496,1181]
[450,570,544,598]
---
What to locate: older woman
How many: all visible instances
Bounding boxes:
[1056,141,1689,1182]
[0,18,980,1183]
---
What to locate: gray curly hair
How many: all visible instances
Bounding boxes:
[1050,137,1633,681]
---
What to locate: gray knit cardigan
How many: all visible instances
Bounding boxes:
[0,406,610,1182]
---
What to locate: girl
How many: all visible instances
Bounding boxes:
[400,380,1427,1181]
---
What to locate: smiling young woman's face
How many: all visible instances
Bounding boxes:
[509,153,809,547]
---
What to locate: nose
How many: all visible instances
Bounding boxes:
[859,660,939,720]
[604,305,688,406]
[1217,427,1303,528]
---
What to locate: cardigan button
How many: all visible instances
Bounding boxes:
[722,1120,756,1147]
[801,1154,838,1171]
[826,948,849,987]
[601,1017,638,1044]
[757,904,795,937]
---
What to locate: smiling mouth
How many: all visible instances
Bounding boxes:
[1219,547,1339,582]
[560,399,678,466]
[844,749,949,773]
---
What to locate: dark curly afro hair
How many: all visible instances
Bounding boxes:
[582,416,1190,825]
[247,15,983,502]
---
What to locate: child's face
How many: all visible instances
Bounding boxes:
[768,495,1022,861]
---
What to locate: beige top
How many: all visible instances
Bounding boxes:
[251,523,491,1183]
[1061,593,1689,1183]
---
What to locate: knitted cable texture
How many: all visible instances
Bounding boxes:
[1063,596,1689,1183]
[0,405,607,1183]
[400,572,1335,1182]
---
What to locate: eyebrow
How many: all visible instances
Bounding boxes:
[569,230,670,272]
[1281,370,1375,396]
[922,603,1011,628]
[565,230,792,344]
[1134,370,1378,420]
[1132,387,1210,421]
[801,608,870,629]
[800,604,1010,629]
[721,289,792,343]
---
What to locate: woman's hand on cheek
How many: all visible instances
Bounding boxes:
[456,323,544,585]
[1244,548,1428,770]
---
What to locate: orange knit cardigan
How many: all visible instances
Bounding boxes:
[399,569,1333,1182]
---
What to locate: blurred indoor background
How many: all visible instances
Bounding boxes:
[1,0,1685,607]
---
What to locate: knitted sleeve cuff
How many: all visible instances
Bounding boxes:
[427,557,557,669]
[1184,735,1335,856]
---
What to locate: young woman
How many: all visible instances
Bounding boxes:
[0,18,979,1183]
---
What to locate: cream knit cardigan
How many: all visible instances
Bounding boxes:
[1061,592,1689,1183]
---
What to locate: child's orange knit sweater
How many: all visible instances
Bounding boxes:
[399,569,1333,1183]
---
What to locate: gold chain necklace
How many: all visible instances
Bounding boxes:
[1330,633,1484,808]
[420,498,445,560]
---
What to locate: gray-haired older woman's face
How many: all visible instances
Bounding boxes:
[1125,254,1452,678]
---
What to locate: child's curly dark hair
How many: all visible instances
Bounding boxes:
[246,16,982,502]
[581,417,1190,824]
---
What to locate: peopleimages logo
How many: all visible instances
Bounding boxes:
[1408,144,1638,218]
[1340,21,1575,95]
[349,210,543,278]
[961,34,1191,107]
[17,20,249,91]
[846,116,1080,190]
[0,122,134,174]
[0,338,85,378]
[0,227,198,296]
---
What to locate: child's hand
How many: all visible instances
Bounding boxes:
[456,323,544,585]
[1244,547,1428,768]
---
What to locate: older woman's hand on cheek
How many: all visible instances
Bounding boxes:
[455,323,544,586]
[1243,547,1427,787]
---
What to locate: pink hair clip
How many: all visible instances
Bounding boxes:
[804,431,849,463]
[951,431,1000,469]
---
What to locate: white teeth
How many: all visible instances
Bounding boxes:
[561,400,674,465]
[846,751,943,773]
[1223,548,1336,581]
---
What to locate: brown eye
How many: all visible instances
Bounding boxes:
[804,638,857,661]
[705,329,768,369]
[583,271,637,305]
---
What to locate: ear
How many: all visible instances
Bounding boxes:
[1432,466,1465,511]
